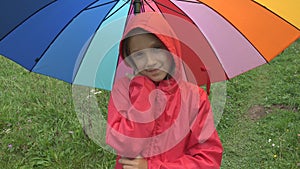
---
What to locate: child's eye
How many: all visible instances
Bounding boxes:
[132,51,144,59]
[151,46,163,53]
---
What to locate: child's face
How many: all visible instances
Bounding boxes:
[127,33,174,82]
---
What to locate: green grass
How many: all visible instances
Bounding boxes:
[0,59,115,168]
[0,41,299,168]
[217,40,300,168]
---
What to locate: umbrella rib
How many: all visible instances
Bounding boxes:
[174,0,201,4]
[0,0,57,42]
[176,1,271,71]
[104,0,130,21]
[111,0,133,88]
[139,0,145,13]
[171,0,231,80]
[72,1,127,84]
[144,0,156,12]
[86,0,118,10]
[251,1,299,31]
[128,0,134,17]
[152,0,186,16]
[30,0,102,71]
[120,0,135,28]
[187,1,269,64]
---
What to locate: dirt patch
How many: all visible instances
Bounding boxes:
[247,104,297,121]
[248,105,267,120]
[271,104,298,112]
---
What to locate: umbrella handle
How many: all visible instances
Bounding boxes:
[134,0,141,15]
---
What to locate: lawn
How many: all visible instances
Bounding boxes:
[0,40,299,168]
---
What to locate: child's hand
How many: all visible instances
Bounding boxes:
[126,73,135,80]
[126,72,142,80]
[119,156,148,169]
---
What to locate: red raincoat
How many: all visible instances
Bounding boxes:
[106,13,223,169]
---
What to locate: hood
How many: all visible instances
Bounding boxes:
[117,12,211,94]
[119,12,183,82]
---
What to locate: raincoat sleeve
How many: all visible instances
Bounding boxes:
[148,89,223,169]
[106,76,157,157]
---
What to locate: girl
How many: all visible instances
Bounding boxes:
[106,13,223,169]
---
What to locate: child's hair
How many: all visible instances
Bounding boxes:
[121,28,168,58]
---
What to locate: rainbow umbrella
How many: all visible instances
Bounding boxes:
[0,0,299,90]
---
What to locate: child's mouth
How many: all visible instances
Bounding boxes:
[146,69,160,73]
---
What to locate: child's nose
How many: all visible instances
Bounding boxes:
[145,54,157,67]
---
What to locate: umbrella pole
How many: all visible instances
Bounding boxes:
[134,0,141,15]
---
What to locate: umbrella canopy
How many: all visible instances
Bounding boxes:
[0,0,299,91]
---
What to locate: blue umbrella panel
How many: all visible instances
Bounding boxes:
[0,0,131,91]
